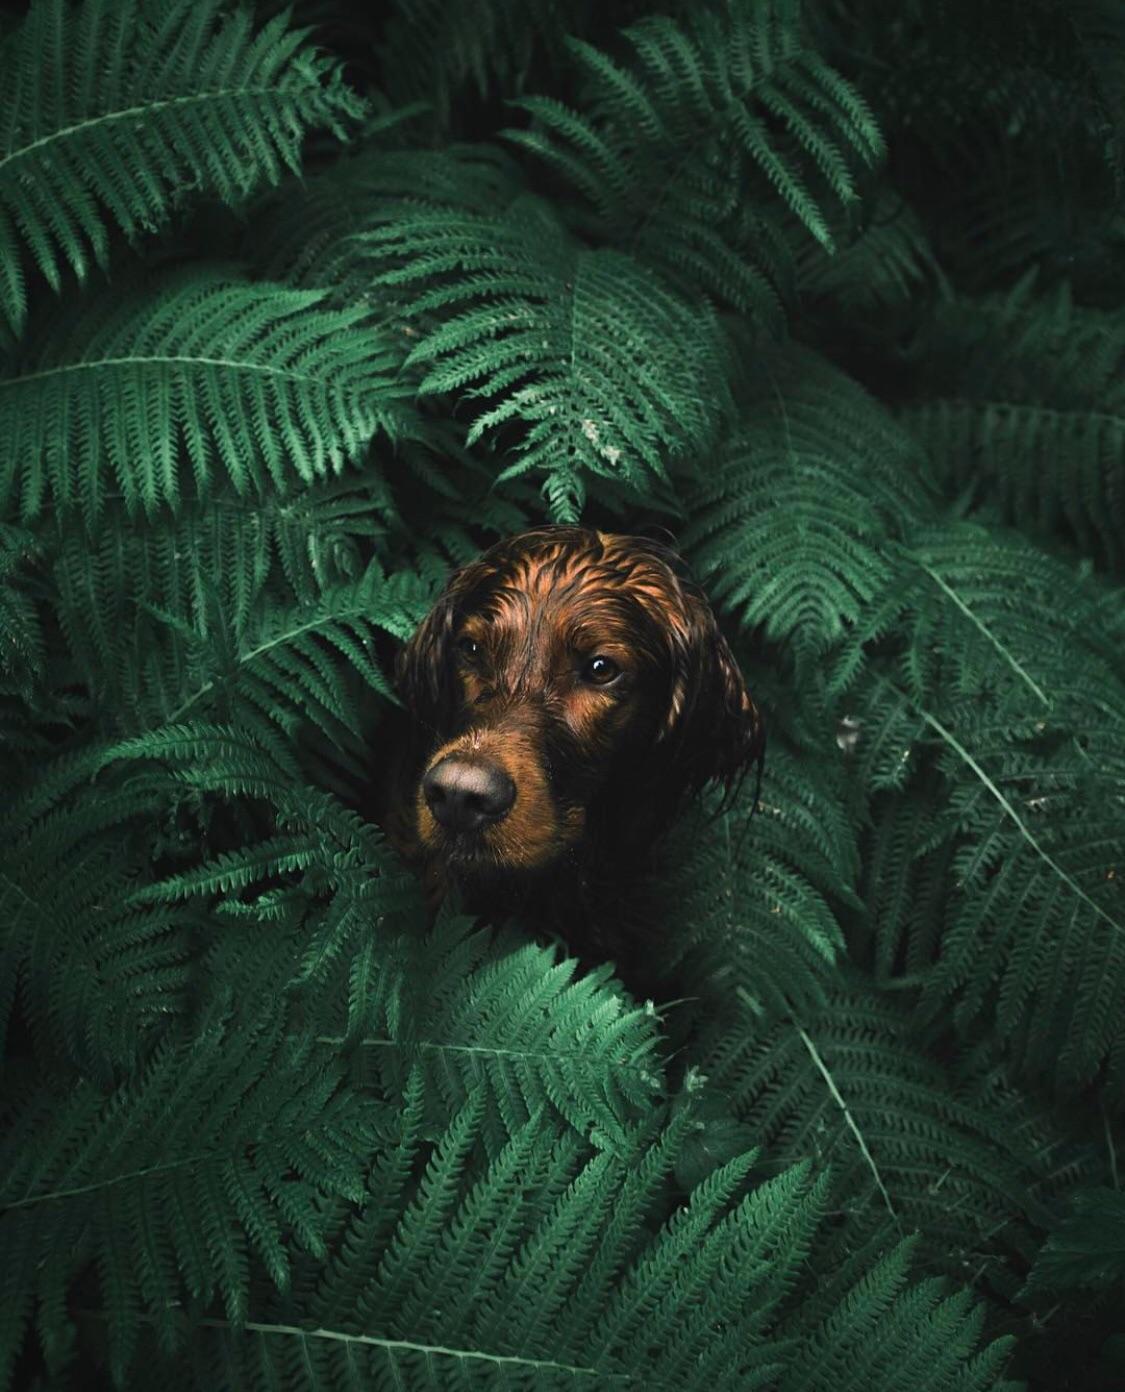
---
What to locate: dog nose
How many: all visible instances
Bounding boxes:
[422,756,515,832]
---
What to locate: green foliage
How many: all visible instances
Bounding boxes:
[902,277,1125,571]
[680,346,930,673]
[506,0,883,316]
[364,191,724,519]
[1,1000,387,1385]
[343,917,665,1154]
[0,524,42,695]
[3,0,1125,1388]
[0,268,413,521]
[378,0,587,123]
[695,981,1054,1286]
[0,0,362,338]
[644,740,859,1017]
[115,1093,1008,1392]
[1023,1187,1125,1297]
[833,525,1125,1099]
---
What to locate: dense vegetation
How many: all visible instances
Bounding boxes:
[2,0,1124,1387]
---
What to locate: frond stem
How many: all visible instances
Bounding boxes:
[792,1017,898,1223]
[0,86,322,175]
[917,561,1049,708]
[884,677,1125,943]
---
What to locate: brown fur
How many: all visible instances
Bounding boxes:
[381,526,764,948]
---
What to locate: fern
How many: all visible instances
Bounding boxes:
[505,0,883,316]
[251,142,528,297]
[901,278,1125,571]
[378,0,585,123]
[0,268,413,521]
[795,190,941,312]
[364,193,725,519]
[642,740,860,1020]
[0,743,199,1078]
[47,540,432,771]
[0,523,42,696]
[99,723,426,991]
[337,916,664,1155]
[831,523,1125,1098]
[696,982,1054,1287]
[0,720,422,1077]
[680,347,930,674]
[0,0,363,338]
[780,1242,1014,1392]
[856,783,956,981]
[1023,1187,1125,1298]
[6,0,1125,1386]
[0,1000,388,1385]
[108,1090,1011,1392]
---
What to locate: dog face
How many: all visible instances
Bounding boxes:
[395,527,762,888]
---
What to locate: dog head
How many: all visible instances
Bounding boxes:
[395,526,763,891]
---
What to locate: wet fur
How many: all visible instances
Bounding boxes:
[379,526,764,958]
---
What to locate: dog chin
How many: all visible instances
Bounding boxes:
[433,831,571,894]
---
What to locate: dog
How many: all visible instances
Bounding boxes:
[380,526,764,959]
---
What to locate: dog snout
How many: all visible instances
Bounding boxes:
[422,755,516,833]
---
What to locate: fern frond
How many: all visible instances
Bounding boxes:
[252,142,527,298]
[796,190,940,311]
[908,396,1125,572]
[159,563,429,742]
[0,268,412,521]
[98,721,426,989]
[505,0,883,315]
[377,0,582,124]
[698,983,1053,1282]
[680,348,929,673]
[43,477,410,741]
[0,1000,386,1382]
[780,1242,1014,1392]
[338,917,663,1156]
[364,196,723,519]
[643,741,859,1019]
[0,0,363,337]
[0,746,200,1076]
[141,1095,1010,1392]
[857,784,955,981]
[53,526,430,753]
[900,277,1125,570]
[0,523,42,695]
[832,523,1125,1098]
[1023,1187,1125,1297]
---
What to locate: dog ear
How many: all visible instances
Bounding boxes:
[395,572,471,733]
[657,586,765,810]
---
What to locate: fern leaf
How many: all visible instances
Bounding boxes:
[91,1087,1013,1392]
[680,348,929,673]
[0,1003,386,1380]
[0,0,363,336]
[505,0,883,315]
[0,523,43,695]
[644,741,859,1019]
[697,983,1052,1278]
[1,746,203,1076]
[362,194,724,519]
[1023,1187,1125,1297]
[0,268,412,521]
[833,523,1125,1097]
[341,918,664,1156]
[796,191,940,311]
[901,277,1125,571]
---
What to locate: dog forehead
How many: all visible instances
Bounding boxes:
[452,530,698,664]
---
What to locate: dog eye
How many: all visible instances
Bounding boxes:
[456,637,481,661]
[582,655,620,686]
